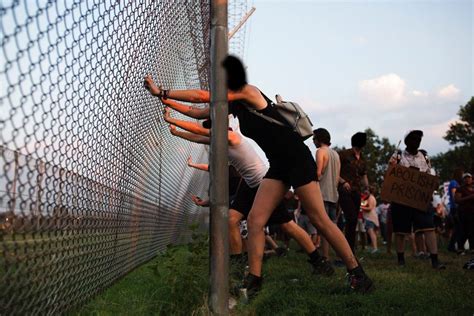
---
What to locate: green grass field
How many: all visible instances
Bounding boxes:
[75,235,474,316]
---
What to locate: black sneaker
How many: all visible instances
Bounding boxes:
[230,255,246,281]
[239,273,262,302]
[347,270,374,293]
[432,262,446,270]
[308,256,335,276]
[463,258,474,270]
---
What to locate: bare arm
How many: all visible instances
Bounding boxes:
[144,75,267,109]
[455,191,474,203]
[170,125,211,145]
[315,148,327,179]
[163,108,210,137]
[361,174,369,192]
[340,176,351,191]
[161,98,210,119]
[361,196,376,212]
[187,156,209,172]
[144,75,210,103]
[192,195,210,207]
[166,108,241,146]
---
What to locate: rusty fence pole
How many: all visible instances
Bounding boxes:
[209,0,229,314]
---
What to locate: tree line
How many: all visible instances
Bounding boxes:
[335,97,473,191]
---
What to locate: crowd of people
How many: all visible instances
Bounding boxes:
[144,55,474,301]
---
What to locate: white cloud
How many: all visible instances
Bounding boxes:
[437,84,460,100]
[412,90,428,97]
[359,73,406,107]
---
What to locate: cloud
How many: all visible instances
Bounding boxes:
[412,90,428,97]
[359,73,406,107]
[437,84,460,100]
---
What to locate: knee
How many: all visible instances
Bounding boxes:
[279,222,292,234]
[247,212,266,233]
[228,212,242,227]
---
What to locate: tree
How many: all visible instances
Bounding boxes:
[362,128,397,190]
[334,128,397,194]
[431,97,474,181]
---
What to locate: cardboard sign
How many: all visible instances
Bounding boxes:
[381,165,439,211]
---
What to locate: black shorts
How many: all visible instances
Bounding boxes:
[230,181,292,225]
[391,203,435,234]
[264,149,317,189]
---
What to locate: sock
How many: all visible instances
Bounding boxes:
[397,252,405,264]
[245,273,263,288]
[348,265,364,276]
[430,253,439,266]
[309,249,322,262]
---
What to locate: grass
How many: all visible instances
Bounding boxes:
[72,229,210,316]
[74,237,474,316]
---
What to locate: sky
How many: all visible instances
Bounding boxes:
[241,0,473,156]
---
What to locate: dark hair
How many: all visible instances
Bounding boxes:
[369,185,376,195]
[313,128,331,146]
[351,132,367,148]
[202,119,212,129]
[404,130,423,144]
[222,55,247,91]
[453,168,464,182]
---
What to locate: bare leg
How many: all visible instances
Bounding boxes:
[408,233,418,256]
[229,209,244,255]
[313,234,321,248]
[280,221,316,254]
[295,182,358,269]
[424,230,438,254]
[247,179,288,277]
[415,232,425,254]
[367,228,378,250]
[265,234,278,250]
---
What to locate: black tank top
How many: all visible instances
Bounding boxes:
[229,93,310,164]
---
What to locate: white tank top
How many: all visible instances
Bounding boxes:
[229,132,268,188]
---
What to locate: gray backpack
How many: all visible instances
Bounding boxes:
[248,93,314,140]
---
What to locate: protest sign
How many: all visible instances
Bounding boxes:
[381,165,439,211]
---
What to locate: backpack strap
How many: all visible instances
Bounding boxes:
[259,91,274,105]
[245,90,288,127]
[246,108,287,127]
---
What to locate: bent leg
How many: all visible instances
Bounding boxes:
[229,209,244,255]
[280,221,316,254]
[296,182,358,269]
[247,179,288,277]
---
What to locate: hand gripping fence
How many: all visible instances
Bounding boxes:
[0,1,238,314]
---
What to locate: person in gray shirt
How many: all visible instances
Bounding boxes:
[313,128,340,260]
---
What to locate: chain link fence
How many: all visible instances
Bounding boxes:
[0,1,229,314]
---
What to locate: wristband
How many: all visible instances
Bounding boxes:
[162,89,170,99]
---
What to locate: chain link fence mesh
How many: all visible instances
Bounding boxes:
[0,0,251,314]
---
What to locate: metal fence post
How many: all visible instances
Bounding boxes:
[209,0,229,314]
